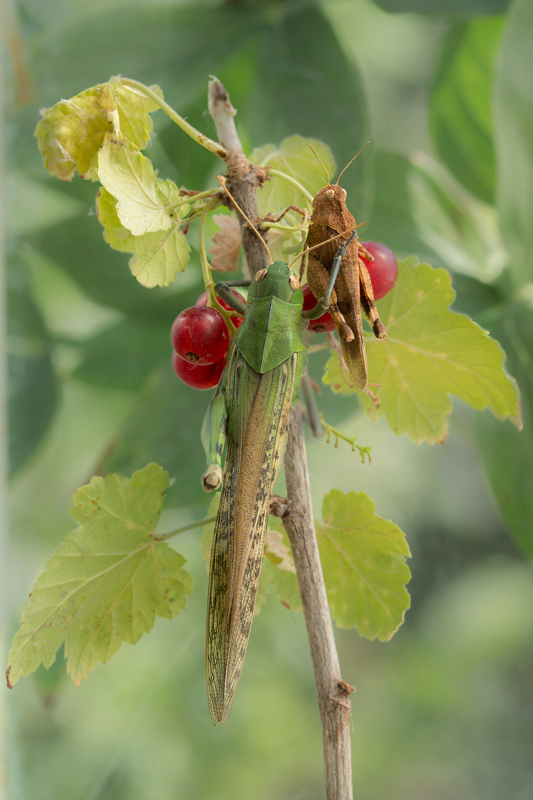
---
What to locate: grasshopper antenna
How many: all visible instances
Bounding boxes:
[216,175,273,264]
[335,141,371,186]
[308,145,331,185]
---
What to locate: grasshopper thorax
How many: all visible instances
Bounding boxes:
[249,261,303,307]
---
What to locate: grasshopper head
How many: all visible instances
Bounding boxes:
[250,261,303,307]
[312,184,347,212]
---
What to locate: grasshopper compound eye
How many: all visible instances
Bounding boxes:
[289,274,300,291]
[325,189,335,199]
[255,269,268,282]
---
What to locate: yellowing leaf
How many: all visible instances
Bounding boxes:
[97,137,181,235]
[250,135,336,216]
[323,257,521,444]
[35,83,117,181]
[317,489,411,641]
[265,527,296,573]
[6,464,193,688]
[35,77,162,182]
[97,187,190,288]
[114,83,162,150]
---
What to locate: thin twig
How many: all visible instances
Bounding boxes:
[283,407,354,800]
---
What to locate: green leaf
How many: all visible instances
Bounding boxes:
[494,0,533,286]
[323,258,521,444]
[97,139,187,237]
[72,318,170,391]
[430,18,503,204]
[35,81,118,181]
[475,301,533,559]
[409,153,506,282]
[316,490,411,641]
[35,78,162,182]
[246,6,370,217]
[7,254,58,476]
[373,0,509,14]
[96,187,190,287]
[28,7,261,119]
[27,212,201,320]
[363,151,436,263]
[250,135,336,215]
[6,464,193,688]
[6,173,86,236]
[114,82,162,150]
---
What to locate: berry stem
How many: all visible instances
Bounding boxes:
[319,417,372,463]
[199,199,237,333]
[167,187,222,214]
[156,516,217,541]
[121,78,227,159]
[259,221,308,233]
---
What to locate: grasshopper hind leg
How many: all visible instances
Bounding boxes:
[306,254,354,343]
[358,254,387,340]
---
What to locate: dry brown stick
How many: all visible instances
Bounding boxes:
[208,78,269,277]
[283,406,354,800]
[208,77,354,800]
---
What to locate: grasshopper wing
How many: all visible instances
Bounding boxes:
[206,351,300,724]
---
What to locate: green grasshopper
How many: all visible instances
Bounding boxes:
[201,261,307,725]
[200,181,356,724]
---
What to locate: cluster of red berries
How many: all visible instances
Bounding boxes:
[170,289,245,390]
[171,241,398,390]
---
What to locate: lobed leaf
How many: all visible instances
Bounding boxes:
[35,77,162,182]
[6,464,193,688]
[316,489,411,641]
[323,257,521,444]
[114,82,162,150]
[250,135,336,216]
[96,187,190,287]
[97,138,186,236]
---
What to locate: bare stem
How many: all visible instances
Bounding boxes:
[157,516,216,541]
[121,78,227,159]
[208,79,353,800]
[283,407,354,800]
[208,78,269,277]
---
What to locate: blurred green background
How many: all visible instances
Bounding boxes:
[4,0,533,797]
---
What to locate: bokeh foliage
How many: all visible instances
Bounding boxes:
[5,0,533,798]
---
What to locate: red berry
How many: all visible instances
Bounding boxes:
[196,289,245,329]
[172,350,226,390]
[359,242,398,301]
[302,284,336,333]
[171,306,230,366]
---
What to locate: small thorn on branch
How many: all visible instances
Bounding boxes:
[269,495,291,518]
[329,680,355,709]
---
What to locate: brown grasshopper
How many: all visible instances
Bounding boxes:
[305,183,386,390]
